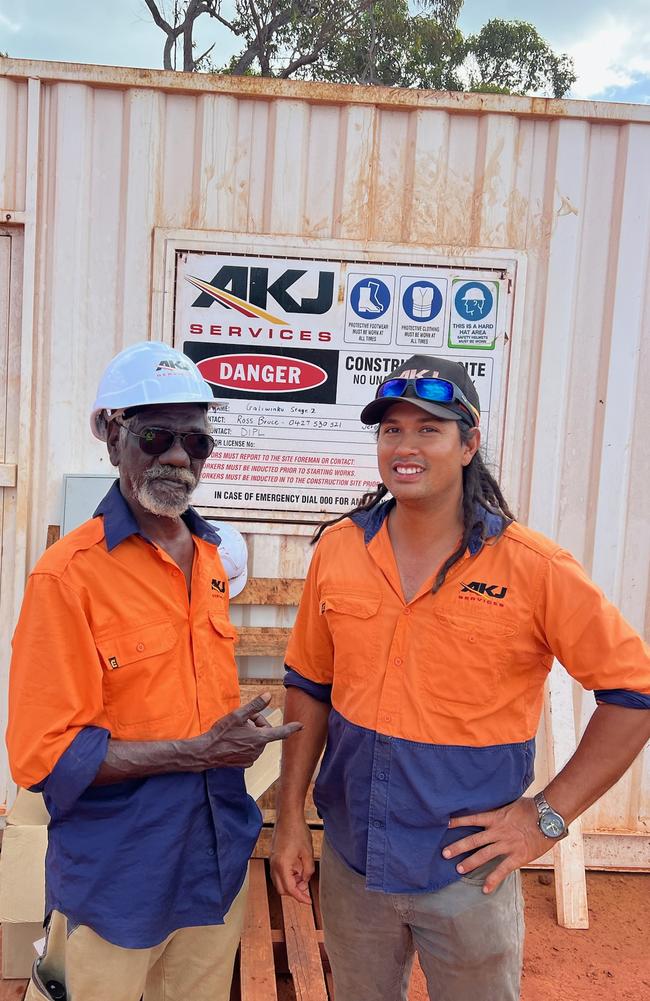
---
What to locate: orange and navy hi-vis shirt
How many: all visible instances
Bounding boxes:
[6,482,261,949]
[284,501,650,895]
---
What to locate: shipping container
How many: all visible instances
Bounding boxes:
[1,59,649,926]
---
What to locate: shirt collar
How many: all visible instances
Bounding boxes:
[93,480,221,552]
[350,497,506,553]
[468,507,505,555]
[350,497,394,544]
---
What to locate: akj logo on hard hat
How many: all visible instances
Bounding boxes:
[454,282,493,321]
[155,358,192,376]
[196,354,328,394]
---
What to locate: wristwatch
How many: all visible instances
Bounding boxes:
[533,791,568,839]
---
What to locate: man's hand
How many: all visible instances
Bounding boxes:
[195,694,303,769]
[443,797,557,894]
[270,815,315,905]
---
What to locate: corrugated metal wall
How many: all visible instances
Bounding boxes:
[0,61,648,848]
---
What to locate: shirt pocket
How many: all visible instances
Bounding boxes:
[319,590,382,682]
[206,609,240,709]
[208,608,238,642]
[97,619,188,728]
[422,610,518,713]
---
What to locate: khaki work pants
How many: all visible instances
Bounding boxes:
[26,877,248,1001]
[320,838,524,1001]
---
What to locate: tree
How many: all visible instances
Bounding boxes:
[310,1,467,90]
[143,0,219,71]
[465,19,576,98]
[143,0,376,77]
[143,1,576,98]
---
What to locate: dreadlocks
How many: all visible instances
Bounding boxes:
[312,424,515,593]
[431,425,515,592]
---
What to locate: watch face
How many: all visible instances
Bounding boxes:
[540,811,565,838]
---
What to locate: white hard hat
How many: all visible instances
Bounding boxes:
[213,523,249,598]
[91,341,215,441]
[462,286,486,301]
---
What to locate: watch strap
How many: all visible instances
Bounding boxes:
[534,791,567,837]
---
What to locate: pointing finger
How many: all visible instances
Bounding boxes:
[234,693,272,722]
[261,722,303,742]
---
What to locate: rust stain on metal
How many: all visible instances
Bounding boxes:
[2,58,649,126]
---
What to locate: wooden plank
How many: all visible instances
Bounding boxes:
[236,627,291,657]
[45,525,61,549]
[232,577,304,606]
[281,894,328,1001]
[310,868,333,990]
[543,666,589,929]
[240,860,278,1001]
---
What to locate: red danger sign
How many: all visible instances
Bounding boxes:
[197,353,328,394]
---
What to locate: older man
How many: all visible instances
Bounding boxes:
[271,353,650,1001]
[8,341,300,1001]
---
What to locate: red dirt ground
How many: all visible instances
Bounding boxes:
[409,870,650,1001]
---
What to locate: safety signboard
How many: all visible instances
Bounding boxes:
[397,276,447,349]
[174,252,510,513]
[449,279,498,349]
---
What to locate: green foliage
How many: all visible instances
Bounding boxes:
[144,1,576,98]
[309,1,467,90]
[466,19,577,98]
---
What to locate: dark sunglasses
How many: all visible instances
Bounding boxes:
[376,377,480,426]
[115,420,215,459]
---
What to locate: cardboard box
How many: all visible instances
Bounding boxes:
[4,790,49,828]
[0,789,49,978]
[0,823,48,925]
[1,921,42,979]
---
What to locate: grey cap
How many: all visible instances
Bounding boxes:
[359,354,480,426]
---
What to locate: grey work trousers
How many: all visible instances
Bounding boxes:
[320,837,524,1001]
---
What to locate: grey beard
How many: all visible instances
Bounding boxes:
[133,466,198,517]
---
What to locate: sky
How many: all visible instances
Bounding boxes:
[0,0,649,104]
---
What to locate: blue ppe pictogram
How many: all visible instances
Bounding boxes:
[351,278,391,319]
[454,282,493,321]
[402,281,443,323]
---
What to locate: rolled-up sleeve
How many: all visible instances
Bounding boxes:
[7,573,111,811]
[32,726,110,817]
[284,668,332,704]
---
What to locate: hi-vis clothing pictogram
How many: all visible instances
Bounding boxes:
[284,501,650,895]
[7,483,261,949]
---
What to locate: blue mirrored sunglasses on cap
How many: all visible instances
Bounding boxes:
[376,377,480,426]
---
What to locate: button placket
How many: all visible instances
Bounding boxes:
[378,616,408,727]
[366,737,391,887]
